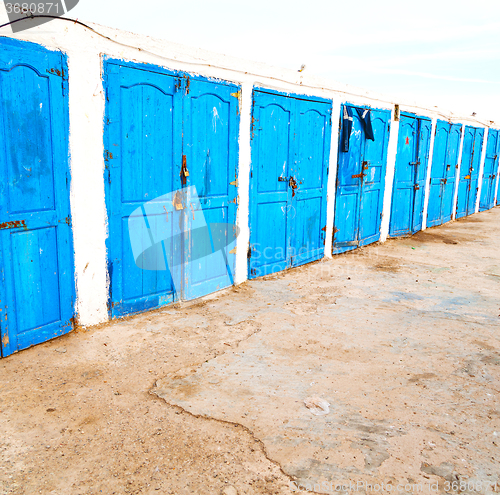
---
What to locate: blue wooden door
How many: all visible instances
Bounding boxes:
[456,126,484,218]
[0,39,74,357]
[427,121,462,227]
[389,115,432,236]
[333,105,390,252]
[182,77,239,300]
[248,90,331,278]
[104,61,240,316]
[104,61,182,317]
[479,129,499,211]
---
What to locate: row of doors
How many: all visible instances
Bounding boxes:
[2,40,499,355]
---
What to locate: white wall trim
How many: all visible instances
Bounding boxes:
[323,97,341,258]
[380,107,399,242]
[234,82,253,285]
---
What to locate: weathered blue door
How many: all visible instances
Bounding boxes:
[333,105,390,253]
[0,39,74,357]
[248,90,331,278]
[104,60,239,317]
[427,121,462,227]
[389,114,432,237]
[479,129,499,211]
[456,126,484,218]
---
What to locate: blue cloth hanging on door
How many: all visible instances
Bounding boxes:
[341,105,353,152]
[356,107,375,141]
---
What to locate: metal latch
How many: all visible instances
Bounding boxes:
[352,173,366,179]
[414,184,420,190]
[409,161,421,166]
[278,176,289,182]
[465,175,471,180]
[181,155,189,177]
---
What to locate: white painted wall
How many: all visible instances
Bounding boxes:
[0,18,498,327]
[379,109,399,242]
[323,97,342,258]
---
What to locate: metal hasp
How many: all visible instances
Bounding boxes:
[0,38,75,357]
[456,126,484,219]
[479,129,500,211]
[333,104,391,254]
[103,59,240,317]
[426,120,462,228]
[248,89,332,278]
[389,113,432,237]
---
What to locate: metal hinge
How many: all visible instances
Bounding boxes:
[184,76,190,95]
[104,150,114,162]
[46,67,65,78]
[231,89,242,115]
[247,246,252,259]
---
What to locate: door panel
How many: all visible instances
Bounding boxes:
[479,129,499,211]
[291,100,331,266]
[359,110,390,245]
[105,62,180,317]
[182,78,239,299]
[249,93,292,277]
[0,39,74,357]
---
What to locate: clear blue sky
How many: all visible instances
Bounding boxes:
[5,0,500,122]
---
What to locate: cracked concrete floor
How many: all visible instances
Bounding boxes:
[2,207,500,495]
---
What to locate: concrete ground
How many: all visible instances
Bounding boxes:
[1,207,499,495]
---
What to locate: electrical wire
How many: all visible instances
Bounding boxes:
[0,14,494,126]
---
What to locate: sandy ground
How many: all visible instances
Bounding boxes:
[1,207,499,495]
